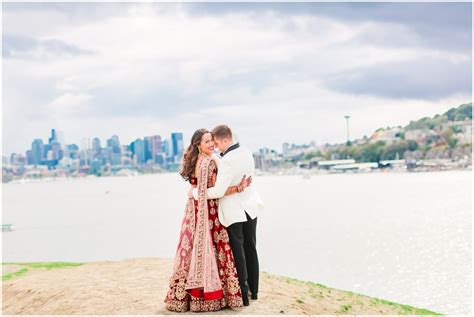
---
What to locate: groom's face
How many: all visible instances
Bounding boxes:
[213,137,229,153]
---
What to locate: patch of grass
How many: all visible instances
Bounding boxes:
[308,288,324,299]
[2,262,84,281]
[354,299,364,306]
[3,262,84,270]
[310,293,324,299]
[370,297,440,315]
[307,281,328,288]
[2,268,28,281]
[257,271,441,315]
[344,290,355,297]
[340,304,352,313]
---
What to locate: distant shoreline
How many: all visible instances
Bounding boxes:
[2,257,440,315]
[3,165,471,185]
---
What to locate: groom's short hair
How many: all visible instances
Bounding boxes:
[212,125,233,140]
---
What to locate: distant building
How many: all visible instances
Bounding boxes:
[48,128,58,144]
[145,135,163,164]
[162,139,171,157]
[405,129,439,144]
[131,138,145,164]
[92,137,102,156]
[331,162,379,172]
[254,148,279,171]
[91,158,102,175]
[317,159,356,170]
[144,136,153,162]
[440,120,473,145]
[171,132,184,161]
[66,144,80,159]
[80,138,92,166]
[144,135,163,163]
[10,153,26,166]
[370,127,402,144]
[51,142,63,161]
[31,138,44,165]
[26,150,33,164]
[106,135,121,154]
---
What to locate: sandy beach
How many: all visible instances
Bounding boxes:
[2,257,439,315]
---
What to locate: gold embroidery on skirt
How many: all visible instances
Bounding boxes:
[218,248,226,263]
[190,296,224,312]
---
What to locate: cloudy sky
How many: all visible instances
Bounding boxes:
[2,2,472,155]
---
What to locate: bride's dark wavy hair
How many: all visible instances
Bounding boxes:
[180,128,210,181]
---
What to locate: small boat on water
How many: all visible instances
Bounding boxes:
[2,224,13,232]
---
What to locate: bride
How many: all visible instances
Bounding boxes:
[164,128,252,312]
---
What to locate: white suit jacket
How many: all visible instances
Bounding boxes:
[193,146,264,227]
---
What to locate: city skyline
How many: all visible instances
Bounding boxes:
[3,101,471,159]
[3,102,471,181]
[2,2,472,155]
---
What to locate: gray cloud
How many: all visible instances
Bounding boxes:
[2,2,472,155]
[187,2,472,52]
[3,34,95,58]
[185,2,471,29]
[324,57,472,100]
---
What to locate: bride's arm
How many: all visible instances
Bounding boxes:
[193,159,233,199]
[223,177,250,196]
[192,159,251,199]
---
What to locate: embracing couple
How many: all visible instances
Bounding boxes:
[164,125,264,312]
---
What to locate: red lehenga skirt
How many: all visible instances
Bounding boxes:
[164,174,243,312]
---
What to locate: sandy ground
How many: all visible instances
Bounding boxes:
[2,257,436,315]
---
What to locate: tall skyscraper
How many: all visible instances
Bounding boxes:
[107,135,121,154]
[80,138,91,166]
[26,150,33,164]
[48,129,58,144]
[171,132,184,160]
[162,139,171,157]
[144,135,163,163]
[131,138,145,164]
[92,138,101,156]
[31,139,44,165]
[144,136,153,162]
[51,142,62,160]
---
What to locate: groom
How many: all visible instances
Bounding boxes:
[191,124,263,306]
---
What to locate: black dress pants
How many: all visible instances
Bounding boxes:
[227,212,259,296]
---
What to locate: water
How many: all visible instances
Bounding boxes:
[2,171,471,314]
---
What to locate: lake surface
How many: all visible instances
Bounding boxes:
[2,171,471,314]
